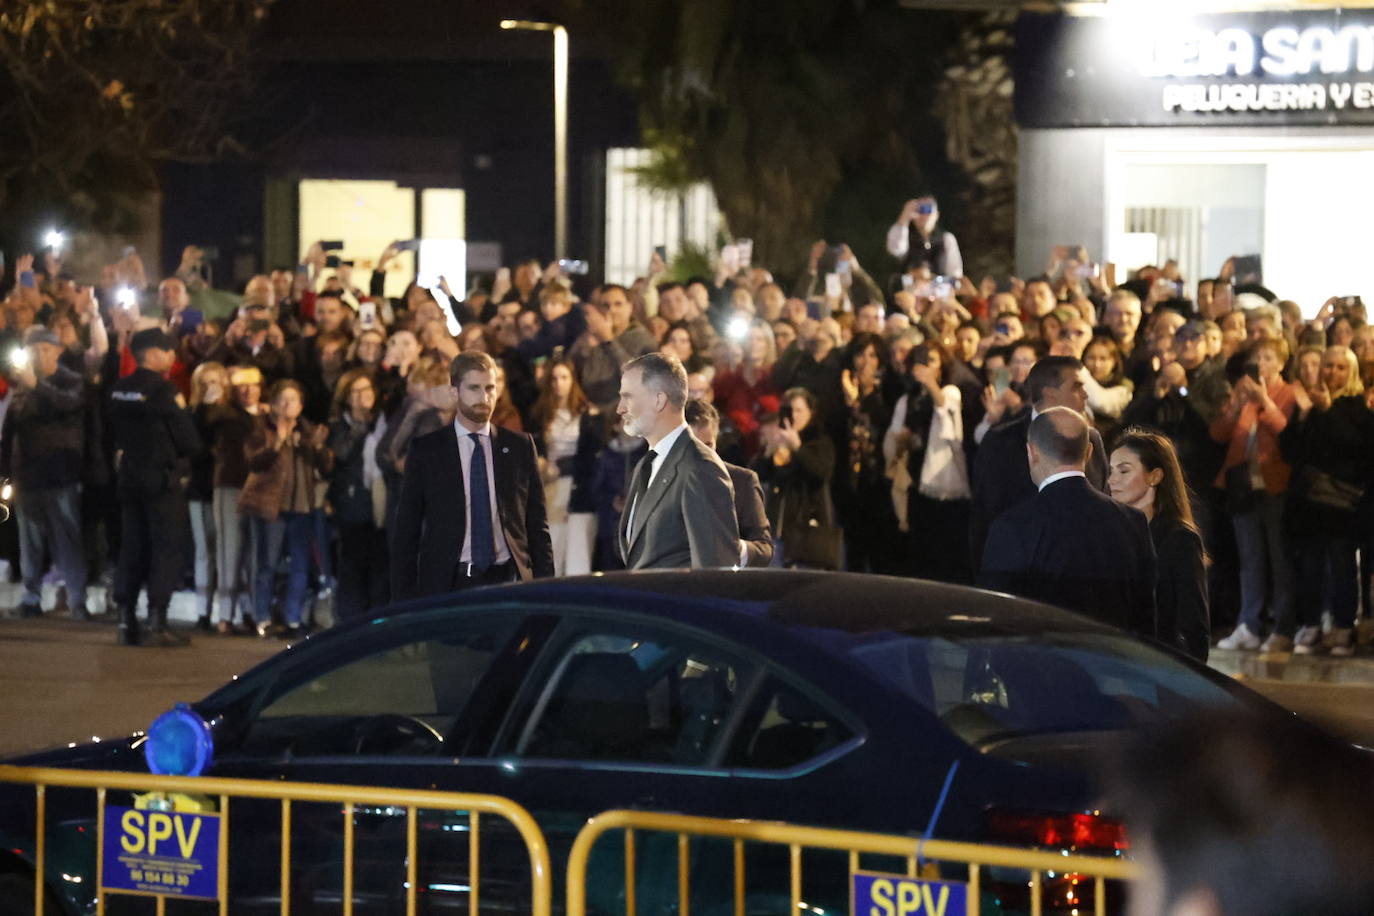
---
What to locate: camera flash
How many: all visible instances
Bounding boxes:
[727,316,750,342]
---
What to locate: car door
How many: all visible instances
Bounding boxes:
[484,611,868,915]
[203,607,557,914]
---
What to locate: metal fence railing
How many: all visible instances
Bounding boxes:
[0,764,552,916]
[566,809,1139,916]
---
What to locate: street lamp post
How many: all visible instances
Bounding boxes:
[500,19,569,262]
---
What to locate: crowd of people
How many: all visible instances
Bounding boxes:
[1,193,1372,659]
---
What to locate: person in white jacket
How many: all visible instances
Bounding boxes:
[883,344,972,583]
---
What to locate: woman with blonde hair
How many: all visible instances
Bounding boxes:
[188,361,229,628]
[1281,345,1374,656]
[713,317,780,461]
[199,365,268,633]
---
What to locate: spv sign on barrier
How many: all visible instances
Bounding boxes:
[852,870,967,916]
[102,806,220,899]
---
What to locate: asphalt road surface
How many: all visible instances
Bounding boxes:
[1,615,1373,758]
[0,616,279,757]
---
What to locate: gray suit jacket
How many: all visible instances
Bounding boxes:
[726,463,773,567]
[620,429,740,569]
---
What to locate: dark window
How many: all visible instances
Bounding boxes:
[243,620,518,757]
[850,632,1244,748]
[519,632,748,765]
[724,678,853,770]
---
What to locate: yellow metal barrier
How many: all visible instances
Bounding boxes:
[0,764,552,916]
[566,810,1139,916]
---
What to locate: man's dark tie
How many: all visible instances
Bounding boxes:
[468,432,495,572]
[629,449,657,533]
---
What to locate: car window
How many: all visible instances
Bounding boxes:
[241,619,519,757]
[518,630,750,766]
[850,631,1244,748]
[723,677,854,770]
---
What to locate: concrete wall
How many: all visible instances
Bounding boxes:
[1015,129,1108,277]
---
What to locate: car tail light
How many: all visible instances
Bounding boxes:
[983,809,1129,854]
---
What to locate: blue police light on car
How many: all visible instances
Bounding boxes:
[144,704,214,777]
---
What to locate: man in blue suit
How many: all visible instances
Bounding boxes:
[979,407,1157,640]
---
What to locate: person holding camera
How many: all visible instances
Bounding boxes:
[885,196,963,278]
[0,326,90,619]
[206,282,294,386]
[1212,337,1297,652]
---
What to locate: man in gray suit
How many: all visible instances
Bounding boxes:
[617,353,740,569]
[685,398,773,567]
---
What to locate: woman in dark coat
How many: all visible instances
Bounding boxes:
[1280,345,1374,656]
[326,368,389,622]
[1108,428,1210,661]
[832,333,898,574]
[752,387,837,569]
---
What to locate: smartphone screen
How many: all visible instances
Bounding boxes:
[993,367,1011,396]
[824,273,842,299]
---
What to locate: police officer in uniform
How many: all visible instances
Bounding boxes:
[109,328,202,646]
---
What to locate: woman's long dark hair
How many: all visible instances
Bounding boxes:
[1085,332,1127,387]
[1112,427,1207,558]
[530,356,588,433]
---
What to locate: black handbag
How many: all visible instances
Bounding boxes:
[781,484,844,570]
[1301,467,1366,514]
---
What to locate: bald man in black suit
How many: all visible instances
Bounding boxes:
[979,407,1157,640]
[969,355,1111,571]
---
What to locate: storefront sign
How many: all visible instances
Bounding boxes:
[1016,10,1374,127]
[851,870,967,916]
[102,806,220,899]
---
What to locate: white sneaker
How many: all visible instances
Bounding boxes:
[1217,623,1262,651]
[1327,628,1355,658]
[1293,625,1322,655]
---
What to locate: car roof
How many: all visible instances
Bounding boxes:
[407,569,1120,643]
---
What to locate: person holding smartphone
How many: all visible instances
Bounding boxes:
[885,196,963,278]
[1212,337,1297,653]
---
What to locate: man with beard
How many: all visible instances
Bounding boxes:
[390,351,553,599]
[617,353,739,569]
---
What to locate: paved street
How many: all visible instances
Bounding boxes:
[0,615,280,757]
[2,609,1374,758]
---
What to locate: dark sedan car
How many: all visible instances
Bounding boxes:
[0,570,1292,914]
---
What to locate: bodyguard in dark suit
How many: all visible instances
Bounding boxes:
[617,354,739,569]
[391,351,554,600]
[686,398,772,567]
[979,408,1157,639]
[970,355,1110,571]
